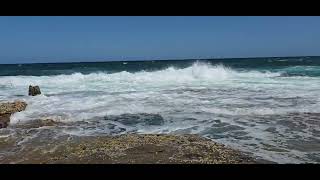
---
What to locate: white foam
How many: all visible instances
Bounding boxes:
[0,62,281,89]
[1,62,320,163]
[1,62,318,122]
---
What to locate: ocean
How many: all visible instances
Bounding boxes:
[0,56,320,163]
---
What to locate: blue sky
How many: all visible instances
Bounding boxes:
[0,16,320,64]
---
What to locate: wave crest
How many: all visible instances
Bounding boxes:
[0,62,281,88]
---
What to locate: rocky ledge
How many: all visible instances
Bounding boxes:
[0,134,256,164]
[0,101,27,128]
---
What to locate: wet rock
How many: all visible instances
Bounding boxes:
[0,101,27,115]
[13,119,64,129]
[0,114,10,129]
[0,101,27,128]
[265,127,277,133]
[105,113,165,126]
[29,85,41,96]
[203,125,245,135]
[0,134,258,164]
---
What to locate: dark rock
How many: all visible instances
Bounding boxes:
[265,127,277,133]
[0,114,10,128]
[104,113,165,126]
[12,119,64,129]
[202,125,245,135]
[29,85,41,96]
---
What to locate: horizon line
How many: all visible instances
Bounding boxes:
[0,55,319,65]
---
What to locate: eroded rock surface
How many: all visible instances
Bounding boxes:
[0,134,256,164]
[0,101,27,128]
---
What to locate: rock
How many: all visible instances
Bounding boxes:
[0,101,27,128]
[0,101,27,115]
[13,119,65,129]
[29,85,41,96]
[0,134,258,164]
[0,114,10,129]
[104,113,165,126]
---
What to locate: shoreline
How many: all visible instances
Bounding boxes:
[0,134,258,164]
[1,100,266,164]
[0,101,256,164]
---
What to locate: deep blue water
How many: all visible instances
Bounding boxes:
[1,56,320,77]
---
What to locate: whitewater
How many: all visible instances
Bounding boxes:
[1,60,320,163]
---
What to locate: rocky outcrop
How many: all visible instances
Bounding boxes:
[29,85,41,96]
[0,134,257,164]
[0,101,27,128]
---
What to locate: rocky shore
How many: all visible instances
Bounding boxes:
[0,100,257,164]
[0,101,27,128]
[0,134,256,164]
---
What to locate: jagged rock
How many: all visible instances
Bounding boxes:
[0,101,27,128]
[29,85,41,96]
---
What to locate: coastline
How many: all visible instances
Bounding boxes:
[0,133,258,164]
[0,100,259,164]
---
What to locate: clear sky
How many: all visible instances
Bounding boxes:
[0,16,320,64]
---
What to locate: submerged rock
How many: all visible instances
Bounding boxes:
[29,85,41,96]
[12,119,65,129]
[0,101,27,128]
[104,113,165,126]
